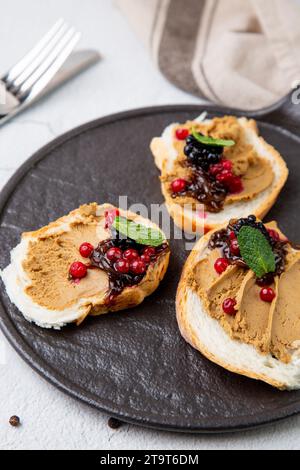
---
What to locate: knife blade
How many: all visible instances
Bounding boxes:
[0,49,101,118]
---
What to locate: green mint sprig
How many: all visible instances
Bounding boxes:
[112,216,165,247]
[237,226,276,278]
[192,128,235,147]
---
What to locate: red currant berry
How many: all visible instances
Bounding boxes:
[230,239,240,256]
[214,258,229,275]
[229,231,236,240]
[209,163,223,176]
[228,176,243,194]
[141,254,151,264]
[216,169,234,184]
[175,128,189,140]
[260,287,276,303]
[106,247,123,262]
[69,261,88,279]
[123,248,139,262]
[105,208,120,229]
[222,298,237,315]
[268,229,280,241]
[171,178,187,193]
[79,242,94,258]
[114,259,130,274]
[222,159,233,171]
[143,247,156,257]
[130,259,147,275]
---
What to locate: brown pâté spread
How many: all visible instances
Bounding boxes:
[161,116,274,212]
[22,206,109,310]
[191,218,300,364]
[21,204,169,312]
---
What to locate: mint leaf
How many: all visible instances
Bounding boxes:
[237,226,276,278]
[112,216,165,247]
[192,129,235,147]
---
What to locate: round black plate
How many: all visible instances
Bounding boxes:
[1,105,300,434]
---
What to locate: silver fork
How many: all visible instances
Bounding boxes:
[0,19,81,126]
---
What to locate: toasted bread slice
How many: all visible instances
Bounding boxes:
[1,203,170,329]
[176,225,300,390]
[151,116,288,234]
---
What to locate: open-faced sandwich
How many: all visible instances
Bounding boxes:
[151,115,288,234]
[1,203,170,329]
[177,215,300,390]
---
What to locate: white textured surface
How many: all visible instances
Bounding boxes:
[1,0,300,451]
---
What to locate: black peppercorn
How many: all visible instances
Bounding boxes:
[9,415,20,427]
[108,417,123,429]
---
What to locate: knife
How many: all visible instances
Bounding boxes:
[0,49,101,118]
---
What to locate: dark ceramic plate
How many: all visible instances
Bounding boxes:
[1,97,300,433]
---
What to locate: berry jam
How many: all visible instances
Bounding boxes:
[208,215,289,284]
[171,167,228,213]
[170,133,243,213]
[89,234,169,304]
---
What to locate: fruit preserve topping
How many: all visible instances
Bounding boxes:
[164,116,276,214]
[192,214,300,364]
[208,215,289,282]
[143,247,156,257]
[123,248,139,262]
[68,214,168,302]
[170,130,243,212]
[130,259,147,275]
[90,237,168,302]
[171,168,228,213]
[106,247,123,262]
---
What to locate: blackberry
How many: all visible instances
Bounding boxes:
[184,135,223,170]
[229,215,271,243]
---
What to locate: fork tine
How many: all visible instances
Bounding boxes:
[11,21,69,90]
[18,31,81,102]
[17,28,79,97]
[3,18,65,85]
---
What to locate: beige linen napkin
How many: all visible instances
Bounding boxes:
[116,0,300,110]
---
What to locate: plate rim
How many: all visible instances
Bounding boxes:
[1,104,300,434]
